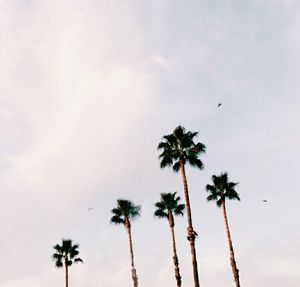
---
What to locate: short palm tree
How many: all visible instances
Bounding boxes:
[158,125,206,287]
[206,172,241,287]
[154,192,185,287]
[111,199,141,287]
[52,239,83,287]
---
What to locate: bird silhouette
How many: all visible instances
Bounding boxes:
[88,207,94,211]
[217,103,222,107]
[262,200,267,203]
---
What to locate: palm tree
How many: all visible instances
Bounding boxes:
[158,125,206,287]
[111,199,141,287]
[52,239,83,287]
[154,192,185,287]
[206,172,241,287]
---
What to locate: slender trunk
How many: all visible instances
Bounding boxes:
[65,260,68,287]
[125,219,138,287]
[169,212,182,287]
[222,201,240,287]
[180,161,200,287]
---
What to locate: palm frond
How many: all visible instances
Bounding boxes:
[173,126,185,140]
[154,192,185,218]
[66,260,73,266]
[52,239,82,269]
[187,156,204,170]
[155,201,166,210]
[206,172,240,207]
[206,184,216,193]
[52,253,63,261]
[110,215,125,225]
[111,199,140,222]
[216,199,223,207]
[174,203,185,216]
[154,209,168,218]
[159,156,174,169]
[53,244,61,252]
[158,126,205,174]
[111,208,122,217]
[55,260,63,268]
[172,161,181,172]
[74,258,83,264]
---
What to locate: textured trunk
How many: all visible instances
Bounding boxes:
[222,201,240,287]
[168,212,182,287]
[180,161,200,287]
[125,218,138,287]
[65,260,68,287]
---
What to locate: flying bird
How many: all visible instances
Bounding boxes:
[88,207,95,211]
[217,103,222,107]
[262,200,267,203]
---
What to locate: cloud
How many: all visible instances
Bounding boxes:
[152,55,173,70]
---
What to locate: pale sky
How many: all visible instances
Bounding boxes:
[0,0,299,286]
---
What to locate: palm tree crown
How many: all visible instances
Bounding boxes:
[154,192,185,219]
[157,125,206,172]
[52,239,83,268]
[206,172,240,207]
[110,199,141,225]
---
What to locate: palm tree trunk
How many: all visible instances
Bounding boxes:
[170,223,182,287]
[65,262,68,287]
[180,161,200,287]
[222,201,240,287]
[126,223,138,287]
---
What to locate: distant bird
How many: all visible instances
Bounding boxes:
[217,103,222,107]
[262,200,267,203]
[88,207,94,211]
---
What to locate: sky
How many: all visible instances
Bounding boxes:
[0,0,299,286]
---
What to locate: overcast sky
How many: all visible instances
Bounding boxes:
[0,0,299,286]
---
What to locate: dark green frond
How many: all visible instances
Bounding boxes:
[155,201,166,210]
[157,141,172,150]
[52,253,63,261]
[67,260,73,266]
[69,247,79,259]
[173,125,185,141]
[53,244,61,252]
[62,239,72,251]
[111,199,140,223]
[174,203,185,216]
[74,258,83,264]
[154,209,168,218]
[159,155,174,169]
[111,208,122,217]
[158,126,206,172]
[154,192,185,218]
[206,184,216,193]
[110,215,125,225]
[227,190,240,201]
[55,260,63,268]
[162,134,177,147]
[207,193,218,202]
[206,172,240,207]
[172,161,181,172]
[216,199,223,207]
[52,239,82,269]
[187,156,204,170]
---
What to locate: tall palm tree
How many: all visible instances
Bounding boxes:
[158,125,206,287]
[154,192,185,287]
[206,172,241,287]
[52,239,83,287]
[111,199,141,287]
